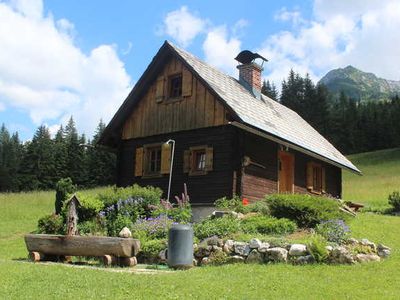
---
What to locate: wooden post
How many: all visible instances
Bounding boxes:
[66,195,80,236]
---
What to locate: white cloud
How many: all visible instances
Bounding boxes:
[0,0,131,137]
[163,6,206,47]
[259,0,400,88]
[203,26,241,75]
[0,102,5,111]
[274,7,304,26]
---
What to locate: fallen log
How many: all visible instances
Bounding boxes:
[25,234,140,258]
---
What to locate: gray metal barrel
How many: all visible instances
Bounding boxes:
[167,224,193,269]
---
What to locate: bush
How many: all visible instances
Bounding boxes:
[77,220,106,236]
[316,219,350,244]
[75,193,104,222]
[105,214,133,237]
[266,194,348,228]
[97,184,162,211]
[307,235,329,263]
[151,199,192,224]
[208,251,229,265]
[37,214,65,234]
[131,215,175,240]
[137,239,166,263]
[55,178,76,214]
[214,195,249,214]
[246,201,270,215]
[388,191,400,211]
[194,216,241,240]
[241,215,297,235]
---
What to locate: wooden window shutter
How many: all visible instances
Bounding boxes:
[183,150,191,173]
[306,162,313,190]
[161,143,171,174]
[321,167,326,193]
[155,76,165,102]
[135,147,144,177]
[205,147,214,171]
[182,68,192,97]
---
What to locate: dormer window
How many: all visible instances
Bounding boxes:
[169,74,182,98]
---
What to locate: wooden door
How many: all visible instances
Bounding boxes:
[278,151,294,193]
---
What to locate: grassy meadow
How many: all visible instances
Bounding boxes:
[1,149,400,299]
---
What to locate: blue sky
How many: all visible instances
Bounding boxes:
[0,0,399,140]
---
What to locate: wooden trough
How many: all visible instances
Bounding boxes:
[25,234,140,267]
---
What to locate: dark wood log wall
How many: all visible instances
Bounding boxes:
[117,125,236,205]
[239,130,342,201]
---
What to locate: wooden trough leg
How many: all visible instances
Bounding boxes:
[60,255,72,263]
[103,255,117,267]
[29,251,43,262]
[119,256,137,267]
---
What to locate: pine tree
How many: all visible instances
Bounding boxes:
[64,116,85,186]
[261,80,278,100]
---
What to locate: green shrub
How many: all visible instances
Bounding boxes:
[241,215,297,235]
[151,199,192,223]
[315,219,350,244]
[307,235,329,263]
[246,201,270,215]
[55,178,76,214]
[106,214,133,237]
[266,194,348,228]
[37,214,65,234]
[97,184,162,209]
[208,251,229,265]
[214,195,249,213]
[77,220,107,236]
[388,191,400,211]
[75,193,104,222]
[137,239,166,263]
[194,216,241,240]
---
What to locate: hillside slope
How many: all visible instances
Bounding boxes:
[343,147,400,207]
[319,65,400,102]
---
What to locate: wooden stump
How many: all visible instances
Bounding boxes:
[119,256,137,267]
[103,255,117,266]
[29,251,43,262]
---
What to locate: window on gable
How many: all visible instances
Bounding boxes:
[307,162,326,194]
[168,74,182,98]
[183,146,213,176]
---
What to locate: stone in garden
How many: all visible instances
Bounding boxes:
[212,245,223,252]
[360,239,376,251]
[228,255,245,263]
[234,242,251,256]
[246,249,263,264]
[193,258,198,266]
[289,244,307,256]
[266,247,288,263]
[194,245,211,258]
[223,240,235,253]
[377,244,391,258]
[230,211,239,218]
[347,238,358,245]
[201,257,209,265]
[237,213,245,219]
[356,254,381,263]
[118,227,132,238]
[377,244,391,251]
[330,246,355,264]
[294,255,315,265]
[201,236,223,247]
[249,238,262,249]
[159,249,167,261]
[212,211,230,218]
[257,242,270,253]
[325,245,333,252]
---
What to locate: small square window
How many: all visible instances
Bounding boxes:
[184,146,213,176]
[169,74,182,98]
[307,162,325,194]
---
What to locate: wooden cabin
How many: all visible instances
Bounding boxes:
[99,41,360,213]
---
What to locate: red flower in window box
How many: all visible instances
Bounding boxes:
[242,198,249,206]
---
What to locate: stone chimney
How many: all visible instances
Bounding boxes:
[235,50,267,99]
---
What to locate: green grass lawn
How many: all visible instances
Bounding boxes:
[1,149,400,299]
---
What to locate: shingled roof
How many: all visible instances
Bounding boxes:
[99,41,360,174]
